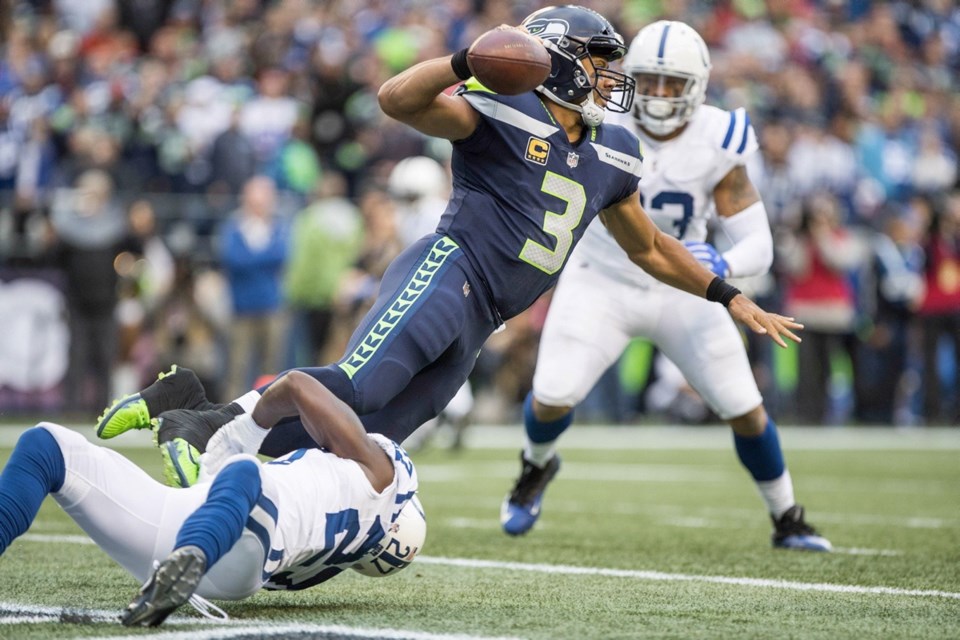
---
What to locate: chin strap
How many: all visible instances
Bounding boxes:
[579,94,605,127]
[535,87,607,127]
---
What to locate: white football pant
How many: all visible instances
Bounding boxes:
[39,422,270,600]
[533,264,762,420]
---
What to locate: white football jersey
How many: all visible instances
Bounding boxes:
[261,434,418,590]
[574,105,758,287]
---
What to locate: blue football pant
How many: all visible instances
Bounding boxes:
[260,235,500,455]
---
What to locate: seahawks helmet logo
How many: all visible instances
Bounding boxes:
[525,18,569,44]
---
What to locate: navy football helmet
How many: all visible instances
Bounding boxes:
[522,5,635,126]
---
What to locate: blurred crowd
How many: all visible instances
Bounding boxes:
[0,0,957,427]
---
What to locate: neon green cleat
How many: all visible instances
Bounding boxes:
[96,366,212,440]
[96,395,153,439]
[160,438,202,488]
[155,405,243,487]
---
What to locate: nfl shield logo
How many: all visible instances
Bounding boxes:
[566,152,579,168]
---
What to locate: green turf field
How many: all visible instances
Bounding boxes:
[0,425,957,639]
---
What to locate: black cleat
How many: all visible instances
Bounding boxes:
[157,404,243,487]
[772,505,833,552]
[97,366,220,439]
[500,454,561,536]
[122,546,207,627]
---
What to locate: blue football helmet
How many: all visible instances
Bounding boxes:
[522,5,635,126]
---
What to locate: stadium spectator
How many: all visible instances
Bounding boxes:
[327,186,404,359]
[916,191,960,424]
[50,169,128,413]
[777,192,870,424]
[218,175,290,401]
[858,204,926,424]
[284,171,364,368]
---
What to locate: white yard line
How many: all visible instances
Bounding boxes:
[2,425,959,450]
[20,533,94,545]
[417,462,734,483]
[21,528,906,558]
[416,556,960,599]
[834,547,902,556]
[421,496,958,530]
[0,601,520,640]
[94,624,521,640]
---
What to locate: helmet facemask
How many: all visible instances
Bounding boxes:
[537,35,635,127]
[632,70,705,137]
[622,20,711,137]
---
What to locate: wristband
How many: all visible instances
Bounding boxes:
[706,276,741,307]
[451,48,472,80]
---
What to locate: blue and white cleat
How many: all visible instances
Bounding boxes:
[772,505,833,552]
[500,454,560,536]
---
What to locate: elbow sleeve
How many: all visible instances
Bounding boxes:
[717,201,773,278]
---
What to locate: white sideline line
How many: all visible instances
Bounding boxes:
[835,547,902,557]
[24,528,905,558]
[427,497,958,530]
[96,625,521,640]
[418,462,732,483]
[0,602,520,640]
[416,556,960,600]
[21,534,94,545]
[0,601,196,626]
[2,425,960,450]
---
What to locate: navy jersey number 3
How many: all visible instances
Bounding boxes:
[306,84,646,443]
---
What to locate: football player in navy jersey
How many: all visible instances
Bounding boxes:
[96,6,802,488]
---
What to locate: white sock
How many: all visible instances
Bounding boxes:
[755,469,796,519]
[233,390,262,413]
[523,439,558,468]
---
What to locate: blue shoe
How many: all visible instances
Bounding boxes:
[772,505,833,552]
[500,454,560,536]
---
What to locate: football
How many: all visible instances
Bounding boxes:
[466,29,552,95]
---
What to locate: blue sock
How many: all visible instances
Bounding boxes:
[733,418,785,482]
[174,459,261,568]
[0,427,65,555]
[524,392,574,444]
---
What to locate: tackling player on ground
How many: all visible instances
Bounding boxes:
[0,372,424,626]
[500,20,830,551]
[95,6,802,493]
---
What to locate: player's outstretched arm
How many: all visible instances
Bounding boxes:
[249,372,395,491]
[378,56,479,140]
[601,192,802,347]
[712,165,774,278]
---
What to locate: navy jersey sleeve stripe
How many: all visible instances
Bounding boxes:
[462,93,559,139]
